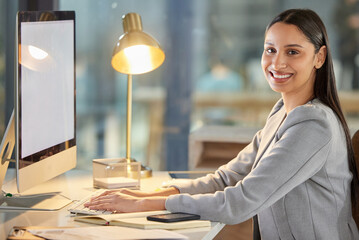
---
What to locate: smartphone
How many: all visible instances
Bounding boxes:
[146,212,201,223]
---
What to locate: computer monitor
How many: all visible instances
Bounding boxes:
[0,11,76,209]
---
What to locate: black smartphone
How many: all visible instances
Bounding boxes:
[146,212,200,223]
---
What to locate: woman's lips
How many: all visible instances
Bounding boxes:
[270,71,293,82]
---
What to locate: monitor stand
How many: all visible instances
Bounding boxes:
[0,191,72,211]
[0,190,72,211]
[0,111,72,211]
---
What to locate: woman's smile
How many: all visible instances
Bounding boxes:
[269,70,293,83]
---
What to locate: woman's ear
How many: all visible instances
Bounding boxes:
[315,45,327,69]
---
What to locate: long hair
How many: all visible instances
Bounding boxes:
[266,9,359,212]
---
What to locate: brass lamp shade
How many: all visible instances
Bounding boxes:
[111,13,165,74]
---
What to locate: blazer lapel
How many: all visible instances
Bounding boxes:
[252,102,286,169]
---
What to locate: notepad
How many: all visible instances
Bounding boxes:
[74,211,211,230]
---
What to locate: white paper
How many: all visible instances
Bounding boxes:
[28,226,188,240]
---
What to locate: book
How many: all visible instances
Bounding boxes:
[74,210,211,230]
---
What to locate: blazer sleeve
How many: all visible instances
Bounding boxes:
[169,129,262,195]
[165,105,333,224]
[168,99,284,195]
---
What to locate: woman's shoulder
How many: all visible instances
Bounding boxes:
[284,98,337,132]
[268,98,333,119]
[290,99,335,120]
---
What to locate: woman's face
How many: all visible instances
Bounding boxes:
[261,22,325,99]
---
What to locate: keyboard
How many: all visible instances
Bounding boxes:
[68,189,112,215]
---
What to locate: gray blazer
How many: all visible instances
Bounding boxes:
[165,99,359,240]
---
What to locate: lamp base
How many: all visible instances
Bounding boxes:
[128,158,152,178]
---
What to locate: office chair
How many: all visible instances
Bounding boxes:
[352,129,359,229]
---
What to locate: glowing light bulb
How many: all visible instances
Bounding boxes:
[123,45,152,74]
[28,45,48,60]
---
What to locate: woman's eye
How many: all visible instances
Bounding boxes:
[288,50,299,55]
[266,48,276,54]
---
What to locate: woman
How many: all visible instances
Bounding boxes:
[86,9,359,239]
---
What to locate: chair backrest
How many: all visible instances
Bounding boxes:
[352,130,359,229]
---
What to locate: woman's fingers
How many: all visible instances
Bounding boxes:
[88,203,112,211]
[85,192,131,207]
[84,192,142,213]
[92,190,116,198]
[85,196,114,207]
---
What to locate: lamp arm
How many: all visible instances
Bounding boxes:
[126,74,132,161]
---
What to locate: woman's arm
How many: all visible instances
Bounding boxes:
[169,129,262,195]
[165,105,333,224]
[169,100,284,195]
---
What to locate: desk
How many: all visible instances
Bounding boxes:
[0,169,224,240]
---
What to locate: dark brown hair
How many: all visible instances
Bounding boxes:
[266,8,359,212]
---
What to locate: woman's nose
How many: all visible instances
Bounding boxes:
[272,54,287,70]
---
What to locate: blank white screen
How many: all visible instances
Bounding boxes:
[20,20,74,158]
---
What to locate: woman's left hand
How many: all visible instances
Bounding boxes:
[84,191,167,213]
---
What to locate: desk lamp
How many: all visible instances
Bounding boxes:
[111,13,165,178]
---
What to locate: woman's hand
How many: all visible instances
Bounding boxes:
[88,187,179,200]
[84,191,167,213]
[118,187,180,197]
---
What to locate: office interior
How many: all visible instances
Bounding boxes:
[1,0,359,174]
